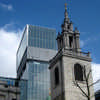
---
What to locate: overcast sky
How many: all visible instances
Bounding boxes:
[0,0,100,92]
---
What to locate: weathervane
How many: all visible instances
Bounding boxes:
[65,2,67,10]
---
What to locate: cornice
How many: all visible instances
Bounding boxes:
[49,49,92,69]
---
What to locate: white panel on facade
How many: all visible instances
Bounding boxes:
[27,46,57,62]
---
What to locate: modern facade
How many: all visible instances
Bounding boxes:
[0,80,20,100]
[0,77,27,100]
[49,3,95,100]
[16,25,57,100]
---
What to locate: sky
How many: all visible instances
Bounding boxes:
[0,0,100,91]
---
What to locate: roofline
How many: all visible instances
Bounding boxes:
[28,24,56,30]
[0,76,27,81]
[16,25,28,55]
[16,24,56,55]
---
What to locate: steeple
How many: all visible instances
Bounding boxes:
[64,3,69,22]
[61,3,73,32]
[57,3,81,52]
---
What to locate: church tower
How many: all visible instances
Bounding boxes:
[49,3,95,100]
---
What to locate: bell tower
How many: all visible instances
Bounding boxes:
[57,3,80,52]
[49,3,95,100]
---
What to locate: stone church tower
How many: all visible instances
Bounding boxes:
[49,4,95,100]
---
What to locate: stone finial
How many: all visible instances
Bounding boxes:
[69,21,73,31]
[58,32,60,35]
[56,32,61,40]
[74,27,79,33]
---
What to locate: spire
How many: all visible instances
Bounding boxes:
[64,3,69,21]
[61,3,70,32]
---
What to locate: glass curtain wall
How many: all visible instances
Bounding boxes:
[17,25,56,100]
[17,27,27,69]
[22,61,50,100]
[28,25,56,50]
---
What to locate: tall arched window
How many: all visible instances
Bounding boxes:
[74,64,83,81]
[69,36,73,48]
[54,67,59,86]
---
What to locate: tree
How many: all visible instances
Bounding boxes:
[74,66,100,100]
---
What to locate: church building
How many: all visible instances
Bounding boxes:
[49,3,95,100]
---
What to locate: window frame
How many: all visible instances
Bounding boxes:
[54,67,60,86]
[74,63,84,82]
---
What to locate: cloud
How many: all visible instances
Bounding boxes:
[0,24,22,78]
[0,3,13,11]
[80,38,91,48]
[80,40,85,48]
[92,63,100,92]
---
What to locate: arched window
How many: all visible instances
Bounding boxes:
[69,36,73,48]
[54,67,59,86]
[74,64,83,81]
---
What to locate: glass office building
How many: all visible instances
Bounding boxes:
[16,25,57,100]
